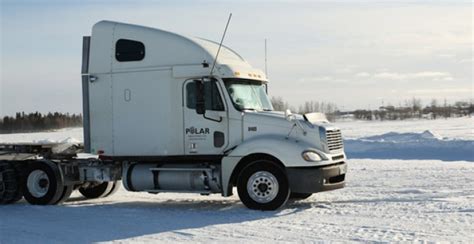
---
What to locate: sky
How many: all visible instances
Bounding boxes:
[0,0,472,116]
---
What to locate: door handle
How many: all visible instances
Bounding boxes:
[89,75,98,83]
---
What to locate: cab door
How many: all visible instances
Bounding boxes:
[183,78,229,155]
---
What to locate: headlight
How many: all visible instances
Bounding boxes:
[302,151,323,162]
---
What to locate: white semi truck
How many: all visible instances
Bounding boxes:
[0,21,347,210]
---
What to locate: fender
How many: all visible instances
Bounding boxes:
[221,135,332,196]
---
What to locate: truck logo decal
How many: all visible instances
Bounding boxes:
[186,127,210,135]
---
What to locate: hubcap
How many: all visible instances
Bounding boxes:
[27,170,50,198]
[247,171,279,203]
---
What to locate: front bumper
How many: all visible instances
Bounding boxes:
[287,162,347,193]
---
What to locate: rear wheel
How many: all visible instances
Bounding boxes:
[79,181,115,199]
[54,185,74,204]
[237,160,290,210]
[23,161,64,205]
[10,163,26,203]
[0,161,24,204]
[104,181,120,197]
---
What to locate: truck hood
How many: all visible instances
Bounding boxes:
[242,110,335,152]
[243,110,331,128]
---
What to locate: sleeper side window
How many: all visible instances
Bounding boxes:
[115,39,145,62]
[186,81,225,111]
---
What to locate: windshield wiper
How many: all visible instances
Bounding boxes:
[242,108,257,111]
[262,108,273,111]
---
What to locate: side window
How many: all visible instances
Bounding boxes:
[115,39,145,62]
[186,81,225,111]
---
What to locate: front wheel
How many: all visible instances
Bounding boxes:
[237,160,290,210]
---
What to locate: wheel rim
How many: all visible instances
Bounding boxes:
[27,170,50,198]
[247,171,279,203]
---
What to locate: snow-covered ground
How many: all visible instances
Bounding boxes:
[1,159,473,243]
[1,117,473,242]
[0,128,83,144]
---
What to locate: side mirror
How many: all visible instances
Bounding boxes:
[194,79,205,115]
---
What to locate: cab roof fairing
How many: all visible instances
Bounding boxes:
[91,20,268,82]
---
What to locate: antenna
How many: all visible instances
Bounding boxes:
[210,13,232,76]
[264,38,269,94]
[264,38,268,77]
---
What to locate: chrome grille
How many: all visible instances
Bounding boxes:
[326,129,343,152]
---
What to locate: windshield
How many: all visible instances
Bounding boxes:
[223,78,273,111]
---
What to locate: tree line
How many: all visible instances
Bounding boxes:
[350,99,473,121]
[271,97,473,121]
[0,112,82,134]
[271,96,338,121]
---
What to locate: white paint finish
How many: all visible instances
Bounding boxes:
[182,79,228,155]
[241,111,328,157]
[111,22,208,72]
[226,135,337,168]
[172,65,210,79]
[87,21,270,157]
[191,38,245,64]
[88,73,113,155]
[112,70,184,156]
[227,116,244,150]
[221,156,242,196]
[89,21,114,74]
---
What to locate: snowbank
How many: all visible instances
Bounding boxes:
[336,116,474,140]
[0,127,83,144]
[344,130,474,161]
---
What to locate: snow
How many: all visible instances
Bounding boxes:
[344,130,474,161]
[336,116,474,140]
[0,128,83,144]
[333,117,474,162]
[1,159,473,243]
[362,130,444,142]
[1,117,473,242]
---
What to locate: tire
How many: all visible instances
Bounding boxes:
[10,163,26,203]
[237,160,290,211]
[104,181,120,197]
[79,181,115,199]
[289,192,312,200]
[23,161,65,205]
[54,185,74,204]
[0,161,24,204]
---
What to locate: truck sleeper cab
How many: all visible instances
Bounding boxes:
[1,20,347,210]
[80,20,347,210]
